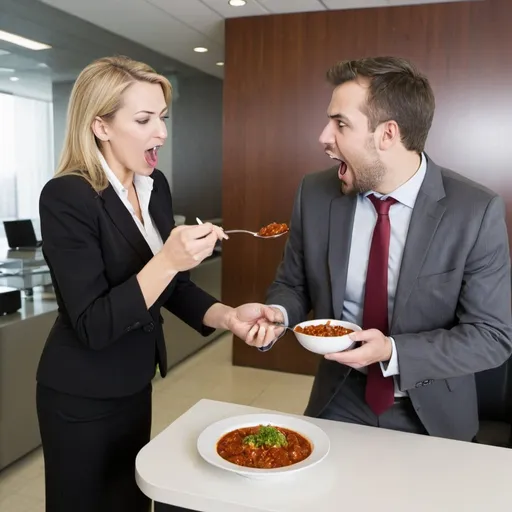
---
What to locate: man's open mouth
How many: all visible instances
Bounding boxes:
[327,153,347,177]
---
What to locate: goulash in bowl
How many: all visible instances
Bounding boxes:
[217,424,312,469]
[294,320,353,337]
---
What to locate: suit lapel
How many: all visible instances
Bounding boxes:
[328,194,357,320]
[149,180,174,243]
[101,185,154,263]
[390,158,446,331]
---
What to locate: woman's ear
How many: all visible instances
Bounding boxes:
[92,116,109,142]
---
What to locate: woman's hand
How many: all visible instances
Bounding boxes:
[203,303,284,349]
[232,304,285,348]
[161,223,227,272]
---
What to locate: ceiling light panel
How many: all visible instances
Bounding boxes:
[257,0,326,14]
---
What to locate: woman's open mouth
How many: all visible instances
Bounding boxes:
[144,145,161,168]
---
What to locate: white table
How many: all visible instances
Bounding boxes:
[136,399,512,512]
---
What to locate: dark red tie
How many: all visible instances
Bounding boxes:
[363,194,397,416]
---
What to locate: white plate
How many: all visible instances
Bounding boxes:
[197,413,330,480]
[293,319,361,355]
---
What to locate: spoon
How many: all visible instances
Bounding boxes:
[273,322,295,333]
[195,218,288,239]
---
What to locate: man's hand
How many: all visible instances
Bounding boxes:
[226,303,285,348]
[324,329,392,368]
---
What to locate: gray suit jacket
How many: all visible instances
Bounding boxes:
[266,156,512,441]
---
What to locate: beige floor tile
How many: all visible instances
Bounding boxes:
[151,393,203,437]
[248,369,314,414]
[152,333,233,397]
[250,380,312,415]
[271,371,315,389]
[15,473,45,501]
[0,492,43,512]
[0,449,43,500]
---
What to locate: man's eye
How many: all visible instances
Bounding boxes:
[338,122,345,129]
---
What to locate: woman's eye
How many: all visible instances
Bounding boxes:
[136,119,149,125]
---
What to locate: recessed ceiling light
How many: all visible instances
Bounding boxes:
[216,61,224,67]
[0,30,51,51]
[0,67,15,73]
[38,63,49,68]
[229,0,247,6]
[9,76,19,82]
[193,47,208,53]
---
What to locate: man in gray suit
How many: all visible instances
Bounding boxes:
[259,56,512,441]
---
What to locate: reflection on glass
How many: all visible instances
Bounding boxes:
[0,46,54,224]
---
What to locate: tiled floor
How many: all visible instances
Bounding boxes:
[0,333,314,511]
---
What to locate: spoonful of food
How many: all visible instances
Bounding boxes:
[195,218,289,239]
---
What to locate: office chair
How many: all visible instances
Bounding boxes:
[475,355,512,448]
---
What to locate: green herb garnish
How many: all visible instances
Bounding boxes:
[242,425,288,448]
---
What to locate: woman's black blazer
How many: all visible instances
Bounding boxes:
[37,169,218,398]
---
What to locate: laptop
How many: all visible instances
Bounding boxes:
[3,220,42,250]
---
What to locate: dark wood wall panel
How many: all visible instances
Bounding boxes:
[222,0,512,375]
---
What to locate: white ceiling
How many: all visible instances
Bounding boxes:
[0,46,53,101]
[0,0,201,101]
[38,0,471,79]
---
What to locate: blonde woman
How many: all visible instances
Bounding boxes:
[36,56,282,512]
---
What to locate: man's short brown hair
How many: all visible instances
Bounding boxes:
[327,56,435,153]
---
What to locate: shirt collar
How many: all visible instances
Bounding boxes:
[364,152,427,209]
[98,150,154,195]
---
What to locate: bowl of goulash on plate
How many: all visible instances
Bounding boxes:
[197,414,330,480]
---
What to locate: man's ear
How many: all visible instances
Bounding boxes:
[377,120,400,151]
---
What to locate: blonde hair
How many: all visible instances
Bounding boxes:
[55,55,172,191]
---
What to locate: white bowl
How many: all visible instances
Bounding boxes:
[197,413,330,480]
[292,319,361,355]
